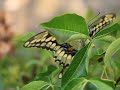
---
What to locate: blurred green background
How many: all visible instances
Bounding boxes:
[0,0,120,90]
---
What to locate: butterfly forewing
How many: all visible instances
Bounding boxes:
[89,13,116,37]
[24,31,77,68]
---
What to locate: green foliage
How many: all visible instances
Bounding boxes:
[21,81,50,90]
[92,35,116,55]
[35,65,57,82]
[104,38,120,80]
[8,13,120,90]
[64,78,115,90]
[40,14,89,43]
[62,43,90,88]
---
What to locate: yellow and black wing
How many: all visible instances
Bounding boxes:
[89,13,116,37]
[24,31,55,49]
[24,31,77,68]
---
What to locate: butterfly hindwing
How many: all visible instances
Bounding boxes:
[24,31,56,50]
[24,31,48,47]
[24,31,77,68]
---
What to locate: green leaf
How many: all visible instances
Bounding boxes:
[21,81,49,90]
[40,14,89,43]
[64,78,86,90]
[104,38,120,80]
[92,35,116,55]
[53,86,61,90]
[62,43,90,88]
[115,85,120,90]
[64,78,115,90]
[35,65,57,82]
[89,79,115,90]
[93,23,120,38]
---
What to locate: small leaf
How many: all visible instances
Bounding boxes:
[115,85,120,90]
[64,78,115,90]
[93,35,116,55]
[62,43,90,88]
[64,78,86,90]
[93,23,120,38]
[21,81,49,90]
[35,65,57,82]
[40,14,89,43]
[89,79,115,90]
[104,38,120,80]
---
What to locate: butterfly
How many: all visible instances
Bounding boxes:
[24,13,116,78]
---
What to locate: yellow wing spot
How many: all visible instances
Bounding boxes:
[51,37,56,41]
[45,37,53,42]
[31,44,35,46]
[46,42,52,47]
[41,38,46,42]
[54,46,60,50]
[58,73,63,79]
[93,27,96,31]
[113,17,116,20]
[99,23,103,27]
[63,54,67,58]
[92,32,96,36]
[36,39,41,42]
[59,51,65,57]
[27,44,31,47]
[99,26,102,29]
[105,14,113,18]
[65,55,72,64]
[43,32,48,37]
[36,44,40,46]
[56,48,63,54]
[105,19,109,22]
[45,31,48,34]
[96,25,99,29]
[96,28,100,33]
[41,43,46,46]
[109,18,113,21]
[102,21,106,24]
[67,55,72,60]
[51,43,56,48]
[24,42,29,47]
[30,40,36,44]
[104,17,108,21]
[55,60,60,63]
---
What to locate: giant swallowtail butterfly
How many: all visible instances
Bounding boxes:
[24,13,116,78]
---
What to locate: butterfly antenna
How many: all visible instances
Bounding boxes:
[87,11,100,26]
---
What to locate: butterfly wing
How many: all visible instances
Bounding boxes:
[24,31,77,67]
[89,13,116,37]
[24,31,53,48]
